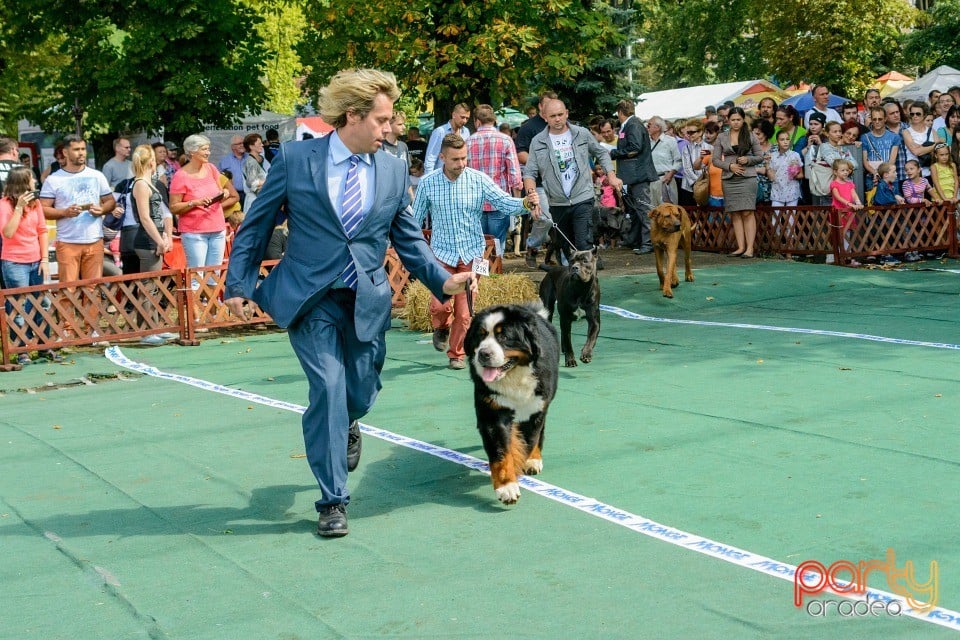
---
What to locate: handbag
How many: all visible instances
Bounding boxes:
[808,145,833,197]
[693,169,709,205]
[917,127,934,168]
[693,147,710,205]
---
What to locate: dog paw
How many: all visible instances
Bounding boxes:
[564,356,578,367]
[686,274,695,282]
[524,458,543,475]
[671,278,680,287]
[662,290,674,298]
[495,482,521,504]
[580,352,592,364]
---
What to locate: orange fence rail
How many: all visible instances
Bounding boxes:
[1,235,502,371]
[688,203,958,261]
[4,208,952,370]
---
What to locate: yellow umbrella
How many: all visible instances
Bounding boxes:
[872,71,914,98]
[731,81,792,111]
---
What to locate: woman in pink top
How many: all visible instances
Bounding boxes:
[1,167,61,363]
[169,134,230,285]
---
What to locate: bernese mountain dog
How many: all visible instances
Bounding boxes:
[464,303,560,504]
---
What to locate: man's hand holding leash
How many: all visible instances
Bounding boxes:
[442,271,478,297]
[224,296,259,321]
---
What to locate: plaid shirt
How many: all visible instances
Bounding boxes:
[466,126,523,211]
[412,167,526,266]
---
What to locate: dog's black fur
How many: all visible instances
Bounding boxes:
[538,248,601,367]
[464,303,559,505]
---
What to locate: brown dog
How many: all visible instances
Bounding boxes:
[650,203,694,298]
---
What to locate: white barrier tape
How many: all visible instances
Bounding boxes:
[104,346,959,630]
[600,304,960,351]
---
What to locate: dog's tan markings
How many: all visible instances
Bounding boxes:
[482,396,505,410]
[490,427,527,504]
[501,348,531,366]
[524,445,543,475]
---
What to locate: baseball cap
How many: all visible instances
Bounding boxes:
[164,141,179,151]
[808,112,827,125]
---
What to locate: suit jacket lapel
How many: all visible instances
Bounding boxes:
[310,136,339,226]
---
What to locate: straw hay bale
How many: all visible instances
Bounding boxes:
[399,274,540,332]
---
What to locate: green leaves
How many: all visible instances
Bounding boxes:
[646,0,917,97]
[904,0,960,71]
[298,0,622,113]
[1,0,269,136]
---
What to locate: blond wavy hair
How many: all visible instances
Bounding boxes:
[319,69,401,129]
[131,144,155,177]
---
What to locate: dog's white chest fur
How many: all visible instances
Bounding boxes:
[488,367,545,423]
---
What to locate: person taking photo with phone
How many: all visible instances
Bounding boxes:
[169,134,232,291]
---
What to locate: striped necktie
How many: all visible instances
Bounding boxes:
[340,154,363,290]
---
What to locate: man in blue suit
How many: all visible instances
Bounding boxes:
[225,69,476,537]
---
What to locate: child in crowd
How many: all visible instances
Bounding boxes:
[220,169,244,233]
[902,159,934,204]
[830,158,864,266]
[929,142,958,205]
[409,157,424,192]
[872,163,905,205]
[871,162,905,266]
[899,160,934,263]
[769,130,803,206]
[593,165,624,248]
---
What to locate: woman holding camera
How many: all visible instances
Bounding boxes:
[0,166,62,364]
[169,134,234,279]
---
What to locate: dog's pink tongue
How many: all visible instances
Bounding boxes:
[481,367,501,382]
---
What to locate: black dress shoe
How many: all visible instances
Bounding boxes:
[347,420,362,472]
[317,504,348,537]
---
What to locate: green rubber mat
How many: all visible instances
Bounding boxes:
[1,260,958,639]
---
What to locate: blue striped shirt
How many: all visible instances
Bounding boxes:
[412,167,526,266]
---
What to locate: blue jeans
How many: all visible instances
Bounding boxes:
[2,260,48,342]
[181,230,226,288]
[481,210,511,256]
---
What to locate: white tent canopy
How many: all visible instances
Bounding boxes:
[635,80,780,120]
[889,65,960,101]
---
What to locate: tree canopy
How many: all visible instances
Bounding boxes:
[0,0,268,136]
[0,0,946,142]
[298,0,624,119]
[644,0,917,97]
[903,0,960,72]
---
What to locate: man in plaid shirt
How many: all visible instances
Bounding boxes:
[466,104,523,256]
[413,133,538,370]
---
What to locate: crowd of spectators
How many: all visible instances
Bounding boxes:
[4,81,960,364]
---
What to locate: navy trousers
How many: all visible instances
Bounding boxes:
[287,289,385,510]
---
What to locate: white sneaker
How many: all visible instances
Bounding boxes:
[158,332,179,340]
[139,334,166,346]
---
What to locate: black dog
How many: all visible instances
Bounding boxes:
[464,304,559,505]
[538,248,601,367]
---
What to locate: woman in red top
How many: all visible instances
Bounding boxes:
[169,134,232,289]
[0,167,61,363]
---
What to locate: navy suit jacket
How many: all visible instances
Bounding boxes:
[225,135,450,341]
